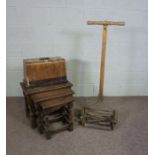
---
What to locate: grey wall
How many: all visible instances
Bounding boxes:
[6,0,148,96]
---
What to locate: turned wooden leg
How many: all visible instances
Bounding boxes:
[68,123,73,131]
[37,115,45,134]
[27,98,38,129]
[38,125,45,134]
[44,118,53,140]
[45,130,52,140]
[67,103,74,131]
[23,93,30,117]
[30,116,37,129]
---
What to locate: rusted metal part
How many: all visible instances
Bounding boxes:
[79,107,117,130]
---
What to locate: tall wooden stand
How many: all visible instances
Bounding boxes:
[87,21,125,102]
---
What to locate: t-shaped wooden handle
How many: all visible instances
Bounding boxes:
[87,21,125,26]
[87,21,125,102]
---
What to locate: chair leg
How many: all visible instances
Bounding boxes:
[38,125,45,134]
[37,116,45,134]
[44,119,53,140]
[23,93,30,117]
[30,116,37,129]
[45,130,52,140]
[68,123,73,131]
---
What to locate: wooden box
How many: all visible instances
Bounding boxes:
[23,57,67,87]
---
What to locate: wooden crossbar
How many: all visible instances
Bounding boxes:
[87,21,125,26]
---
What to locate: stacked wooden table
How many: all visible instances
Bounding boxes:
[20,57,74,139]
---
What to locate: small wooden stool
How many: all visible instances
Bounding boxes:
[35,99,74,139]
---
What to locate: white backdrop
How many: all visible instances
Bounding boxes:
[6,0,148,96]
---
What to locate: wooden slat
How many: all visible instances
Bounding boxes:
[20,81,72,95]
[48,124,69,134]
[24,76,67,88]
[31,88,74,103]
[38,96,74,109]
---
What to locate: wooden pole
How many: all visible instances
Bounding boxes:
[98,25,108,101]
[87,21,125,102]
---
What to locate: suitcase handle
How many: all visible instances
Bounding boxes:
[39,57,50,61]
